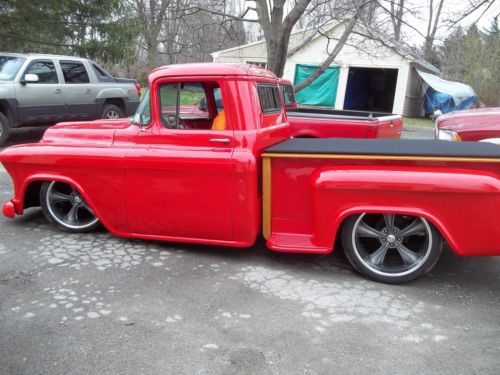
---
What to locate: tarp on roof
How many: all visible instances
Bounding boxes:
[417,70,477,114]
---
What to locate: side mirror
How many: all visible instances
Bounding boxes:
[21,73,39,84]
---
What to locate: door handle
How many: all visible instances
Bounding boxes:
[85,89,92,94]
[209,138,230,144]
[54,89,62,94]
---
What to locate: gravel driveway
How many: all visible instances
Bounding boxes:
[1,125,499,374]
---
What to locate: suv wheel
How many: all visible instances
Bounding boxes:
[0,112,11,146]
[101,104,124,119]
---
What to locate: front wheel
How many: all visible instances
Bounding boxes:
[0,112,11,146]
[40,181,100,233]
[342,213,442,284]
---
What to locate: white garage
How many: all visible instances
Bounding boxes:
[211,22,440,117]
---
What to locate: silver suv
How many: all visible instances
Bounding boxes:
[0,53,141,145]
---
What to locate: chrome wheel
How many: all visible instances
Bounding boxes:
[104,110,120,119]
[44,181,99,231]
[342,213,442,283]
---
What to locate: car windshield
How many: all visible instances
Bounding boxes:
[131,89,151,125]
[0,56,26,81]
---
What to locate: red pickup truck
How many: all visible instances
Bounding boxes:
[1,63,499,283]
[279,80,403,139]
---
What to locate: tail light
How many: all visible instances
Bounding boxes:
[365,126,379,138]
[135,82,142,98]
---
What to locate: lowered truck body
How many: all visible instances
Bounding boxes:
[1,63,499,284]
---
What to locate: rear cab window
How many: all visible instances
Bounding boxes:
[255,82,287,130]
[60,61,90,83]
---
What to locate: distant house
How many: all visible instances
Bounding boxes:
[211,22,440,117]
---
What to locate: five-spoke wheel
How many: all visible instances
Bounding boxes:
[342,213,442,283]
[40,181,100,233]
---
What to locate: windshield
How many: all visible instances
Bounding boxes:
[0,56,26,81]
[131,89,151,125]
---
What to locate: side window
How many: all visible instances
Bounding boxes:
[257,84,282,114]
[25,61,58,84]
[280,84,295,106]
[91,62,114,82]
[159,82,223,130]
[60,61,90,84]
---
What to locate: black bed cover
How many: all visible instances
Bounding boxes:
[265,138,500,159]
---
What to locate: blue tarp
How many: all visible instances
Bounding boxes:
[418,70,477,114]
[424,88,477,115]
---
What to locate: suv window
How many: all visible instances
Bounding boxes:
[25,61,58,84]
[0,56,26,81]
[91,62,114,82]
[257,84,282,114]
[60,61,90,84]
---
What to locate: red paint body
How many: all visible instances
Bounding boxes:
[0,63,499,258]
[279,80,403,139]
[436,107,500,141]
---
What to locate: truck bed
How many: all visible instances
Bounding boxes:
[285,109,403,139]
[287,108,393,120]
[262,138,500,257]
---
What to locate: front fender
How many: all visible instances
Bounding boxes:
[0,144,128,237]
[311,166,500,256]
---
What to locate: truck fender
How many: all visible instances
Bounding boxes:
[96,88,127,100]
[14,173,110,231]
[310,165,500,256]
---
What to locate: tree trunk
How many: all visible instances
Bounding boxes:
[294,17,357,92]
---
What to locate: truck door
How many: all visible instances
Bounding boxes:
[126,80,234,241]
[15,59,66,124]
[59,60,96,120]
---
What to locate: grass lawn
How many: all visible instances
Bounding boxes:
[404,117,434,128]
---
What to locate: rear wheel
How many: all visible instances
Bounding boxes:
[40,181,100,233]
[342,213,442,283]
[0,112,11,146]
[101,104,124,119]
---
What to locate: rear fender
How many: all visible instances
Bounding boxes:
[311,166,500,256]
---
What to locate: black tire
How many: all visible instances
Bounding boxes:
[341,213,442,284]
[0,112,11,146]
[40,181,100,233]
[101,104,124,119]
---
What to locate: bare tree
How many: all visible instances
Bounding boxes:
[389,0,405,41]
[131,0,173,70]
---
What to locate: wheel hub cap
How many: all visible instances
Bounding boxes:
[387,234,396,243]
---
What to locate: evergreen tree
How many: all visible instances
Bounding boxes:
[0,0,137,63]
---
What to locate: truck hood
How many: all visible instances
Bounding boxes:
[41,119,135,146]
